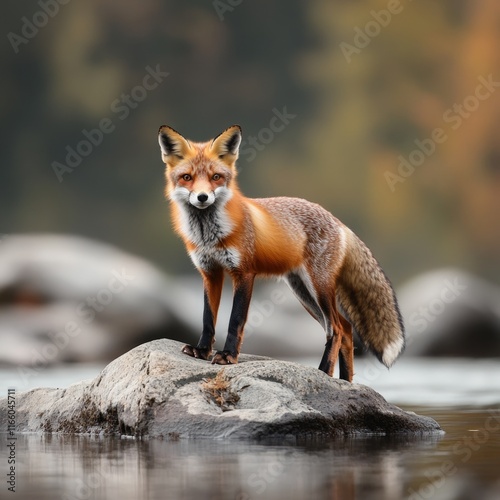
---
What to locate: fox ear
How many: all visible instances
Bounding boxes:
[158,126,190,165]
[211,125,242,161]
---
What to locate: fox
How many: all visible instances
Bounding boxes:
[158,124,405,381]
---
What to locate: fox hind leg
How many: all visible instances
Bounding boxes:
[318,311,354,381]
[338,315,354,381]
[316,294,344,377]
[285,272,325,325]
[285,271,346,378]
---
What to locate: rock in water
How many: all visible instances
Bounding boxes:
[0,339,442,438]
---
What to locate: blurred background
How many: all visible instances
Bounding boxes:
[1,0,500,382]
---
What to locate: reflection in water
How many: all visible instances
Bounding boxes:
[4,432,441,500]
[2,408,499,500]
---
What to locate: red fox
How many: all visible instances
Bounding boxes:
[158,125,405,381]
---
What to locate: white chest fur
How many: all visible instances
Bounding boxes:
[190,246,241,271]
[177,202,241,271]
[177,201,233,247]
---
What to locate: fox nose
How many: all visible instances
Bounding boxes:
[197,193,209,203]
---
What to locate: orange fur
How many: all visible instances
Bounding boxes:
[246,200,304,275]
[158,124,405,381]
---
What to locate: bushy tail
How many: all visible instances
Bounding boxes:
[336,229,405,367]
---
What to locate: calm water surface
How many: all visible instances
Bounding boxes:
[1,358,499,500]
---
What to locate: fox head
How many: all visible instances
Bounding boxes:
[158,125,242,210]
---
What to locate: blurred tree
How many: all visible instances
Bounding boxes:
[270,0,500,282]
[1,0,499,283]
[1,0,312,272]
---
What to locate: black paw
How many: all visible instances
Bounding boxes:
[211,350,238,365]
[182,345,212,360]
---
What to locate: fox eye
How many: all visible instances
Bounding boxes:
[212,174,222,181]
[182,174,192,181]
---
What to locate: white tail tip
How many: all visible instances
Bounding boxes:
[382,335,405,368]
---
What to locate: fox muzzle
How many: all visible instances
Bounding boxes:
[189,191,215,209]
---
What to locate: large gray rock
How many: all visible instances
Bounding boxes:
[398,268,500,357]
[0,234,198,365]
[0,339,441,438]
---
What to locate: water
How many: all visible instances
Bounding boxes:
[1,358,500,500]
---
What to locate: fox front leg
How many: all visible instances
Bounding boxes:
[182,268,224,360]
[212,273,255,365]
